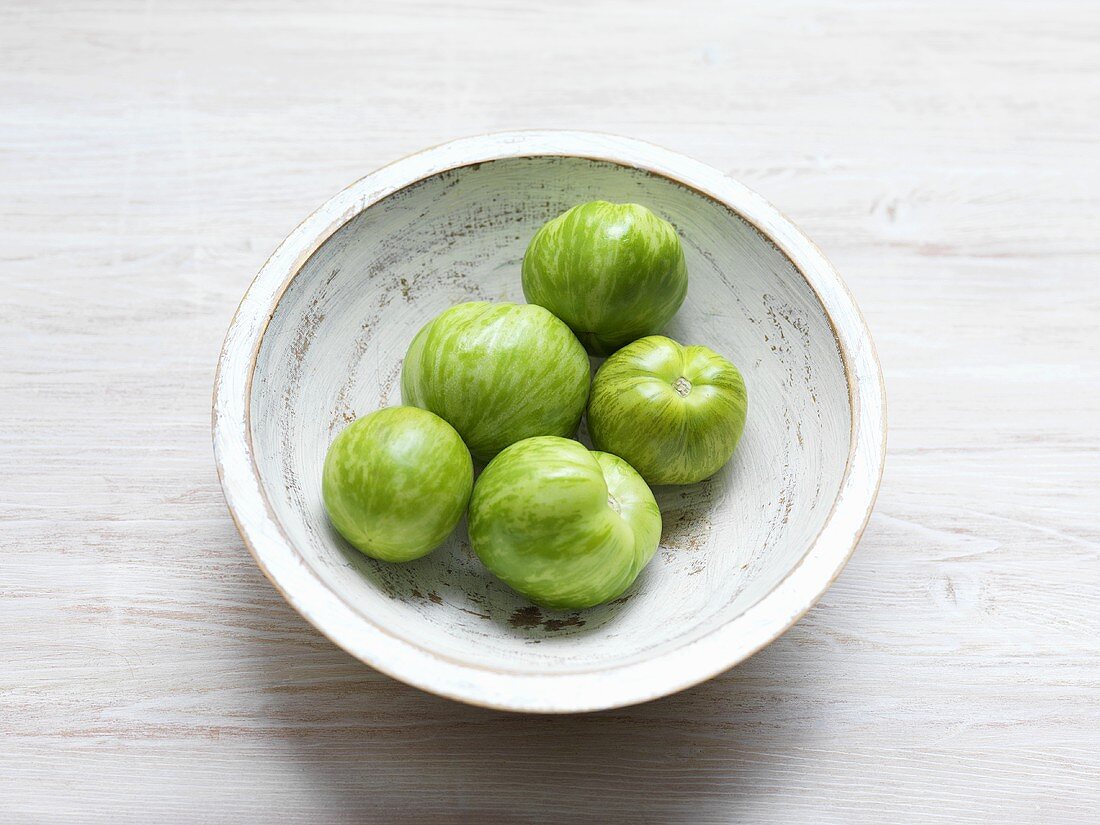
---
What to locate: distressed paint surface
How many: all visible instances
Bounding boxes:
[246,152,854,679]
[2,0,1098,822]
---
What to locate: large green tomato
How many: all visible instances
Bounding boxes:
[468,436,661,610]
[322,406,473,562]
[587,335,748,485]
[401,301,590,463]
[521,201,688,356]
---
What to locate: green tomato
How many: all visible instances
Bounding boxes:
[522,200,688,356]
[401,301,590,463]
[587,335,748,485]
[468,436,661,610]
[322,406,473,562]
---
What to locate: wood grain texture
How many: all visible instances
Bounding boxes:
[1,0,1097,821]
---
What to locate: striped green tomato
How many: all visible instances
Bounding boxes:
[322,406,473,562]
[401,301,590,463]
[587,335,748,485]
[521,201,688,356]
[468,436,661,610]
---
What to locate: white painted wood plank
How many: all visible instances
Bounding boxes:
[1,0,1097,821]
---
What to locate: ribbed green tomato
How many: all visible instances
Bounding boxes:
[522,200,688,356]
[322,406,473,562]
[587,335,748,485]
[468,436,661,610]
[401,301,590,463]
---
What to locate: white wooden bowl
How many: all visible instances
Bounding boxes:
[213,131,886,713]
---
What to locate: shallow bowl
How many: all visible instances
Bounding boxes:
[213,131,886,712]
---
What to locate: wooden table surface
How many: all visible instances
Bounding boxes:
[3,1,1098,822]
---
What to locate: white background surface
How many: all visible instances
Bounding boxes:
[2,1,1097,822]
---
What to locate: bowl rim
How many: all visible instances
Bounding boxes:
[212,130,887,713]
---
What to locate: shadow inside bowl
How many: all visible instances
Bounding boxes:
[324,467,738,649]
[328,517,653,643]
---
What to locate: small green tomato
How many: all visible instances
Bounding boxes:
[522,200,688,356]
[401,301,590,463]
[587,335,748,485]
[468,436,661,610]
[322,406,473,562]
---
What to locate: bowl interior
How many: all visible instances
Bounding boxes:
[249,156,850,676]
